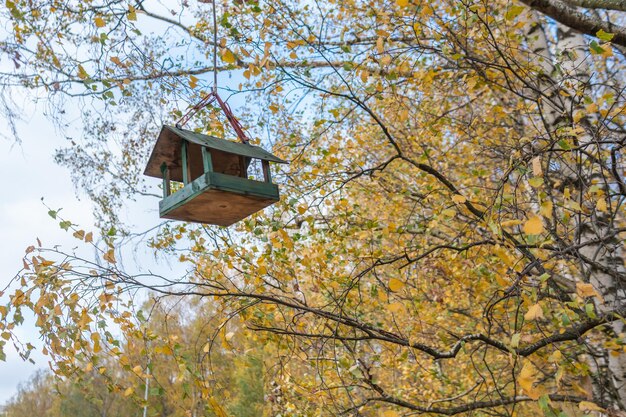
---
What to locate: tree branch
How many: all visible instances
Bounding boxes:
[519,0,626,47]
[564,0,626,11]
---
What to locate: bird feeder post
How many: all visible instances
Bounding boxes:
[262,160,272,183]
[201,146,213,173]
[181,139,190,185]
[160,162,171,198]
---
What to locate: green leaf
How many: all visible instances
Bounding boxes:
[557,139,571,150]
[505,5,525,20]
[528,177,544,188]
[59,220,72,231]
[585,303,597,319]
[596,29,614,42]
[590,40,604,54]
[539,395,557,417]
[510,333,521,348]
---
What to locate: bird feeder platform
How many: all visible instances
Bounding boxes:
[144,125,287,226]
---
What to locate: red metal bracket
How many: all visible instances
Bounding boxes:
[176,91,250,144]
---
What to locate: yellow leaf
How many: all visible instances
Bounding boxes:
[208,397,228,417]
[289,51,298,59]
[382,411,399,417]
[128,6,137,21]
[85,232,93,243]
[519,360,542,400]
[579,401,604,412]
[576,282,603,300]
[386,302,403,313]
[452,194,466,204]
[222,49,236,64]
[442,208,456,218]
[523,216,543,235]
[73,230,85,240]
[395,0,409,6]
[586,102,598,113]
[596,198,607,212]
[540,201,553,217]
[548,350,562,363]
[500,219,523,228]
[601,44,613,58]
[188,75,198,89]
[524,303,544,321]
[77,65,89,80]
[269,103,279,114]
[103,249,116,264]
[388,278,405,292]
[532,157,542,177]
[505,5,525,20]
[84,362,93,372]
[94,16,105,28]
[123,386,134,397]
[376,37,384,54]
[110,56,123,66]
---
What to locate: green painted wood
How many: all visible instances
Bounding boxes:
[202,146,213,173]
[144,125,288,180]
[181,140,189,184]
[169,125,286,163]
[159,172,279,217]
[160,163,170,198]
[209,172,278,197]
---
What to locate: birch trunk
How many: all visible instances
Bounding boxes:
[523,11,626,411]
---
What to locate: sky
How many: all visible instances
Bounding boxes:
[0,107,96,402]
[0,1,236,403]
[0,100,180,403]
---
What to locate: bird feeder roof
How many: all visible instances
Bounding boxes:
[144,125,287,179]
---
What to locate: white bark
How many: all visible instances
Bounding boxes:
[523,11,626,410]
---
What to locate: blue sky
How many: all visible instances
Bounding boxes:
[0,107,96,402]
[0,101,184,403]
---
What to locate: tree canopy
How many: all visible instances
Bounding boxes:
[1,0,626,416]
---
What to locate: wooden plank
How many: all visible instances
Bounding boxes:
[208,172,279,198]
[262,160,272,183]
[202,146,213,173]
[239,155,246,178]
[159,172,280,225]
[181,139,189,185]
[161,188,278,226]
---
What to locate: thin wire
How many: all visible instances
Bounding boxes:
[212,0,217,93]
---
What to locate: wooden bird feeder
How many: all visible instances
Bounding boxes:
[144,124,287,226]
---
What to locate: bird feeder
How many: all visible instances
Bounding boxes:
[144,124,287,226]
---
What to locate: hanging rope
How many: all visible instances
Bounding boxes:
[175,0,250,144]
